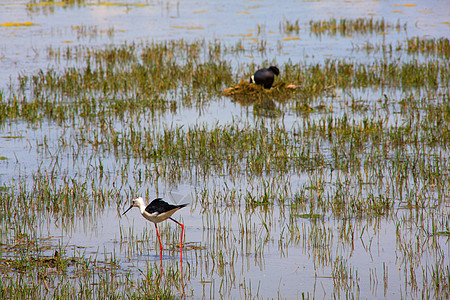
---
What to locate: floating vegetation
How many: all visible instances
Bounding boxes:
[434,231,450,236]
[91,2,148,7]
[0,22,36,27]
[26,0,147,7]
[222,80,299,104]
[393,3,417,7]
[295,213,323,219]
[293,102,330,115]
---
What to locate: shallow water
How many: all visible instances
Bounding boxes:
[1,0,449,298]
[2,0,449,86]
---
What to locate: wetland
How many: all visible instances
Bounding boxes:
[0,0,449,298]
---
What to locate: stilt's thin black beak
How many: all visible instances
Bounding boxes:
[122,205,133,215]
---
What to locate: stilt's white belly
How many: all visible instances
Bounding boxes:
[142,209,179,224]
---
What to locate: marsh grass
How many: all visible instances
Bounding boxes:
[1,34,449,298]
[353,37,450,59]
[2,41,449,127]
[309,18,404,36]
[0,236,182,298]
[281,19,300,35]
[222,80,299,104]
[405,37,450,58]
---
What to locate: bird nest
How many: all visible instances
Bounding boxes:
[222,80,299,104]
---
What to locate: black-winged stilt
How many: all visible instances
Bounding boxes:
[122,197,188,261]
[250,66,280,89]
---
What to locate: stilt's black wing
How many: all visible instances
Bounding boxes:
[145,198,188,214]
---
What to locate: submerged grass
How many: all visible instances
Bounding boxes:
[279,17,405,37]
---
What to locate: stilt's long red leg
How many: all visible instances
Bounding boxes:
[170,218,184,262]
[155,223,163,260]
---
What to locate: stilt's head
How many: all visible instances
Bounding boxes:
[122,197,145,215]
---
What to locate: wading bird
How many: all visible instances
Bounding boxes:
[250,66,280,89]
[122,197,188,261]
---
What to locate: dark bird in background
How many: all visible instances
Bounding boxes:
[250,66,280,89]
[123,197,188,261]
